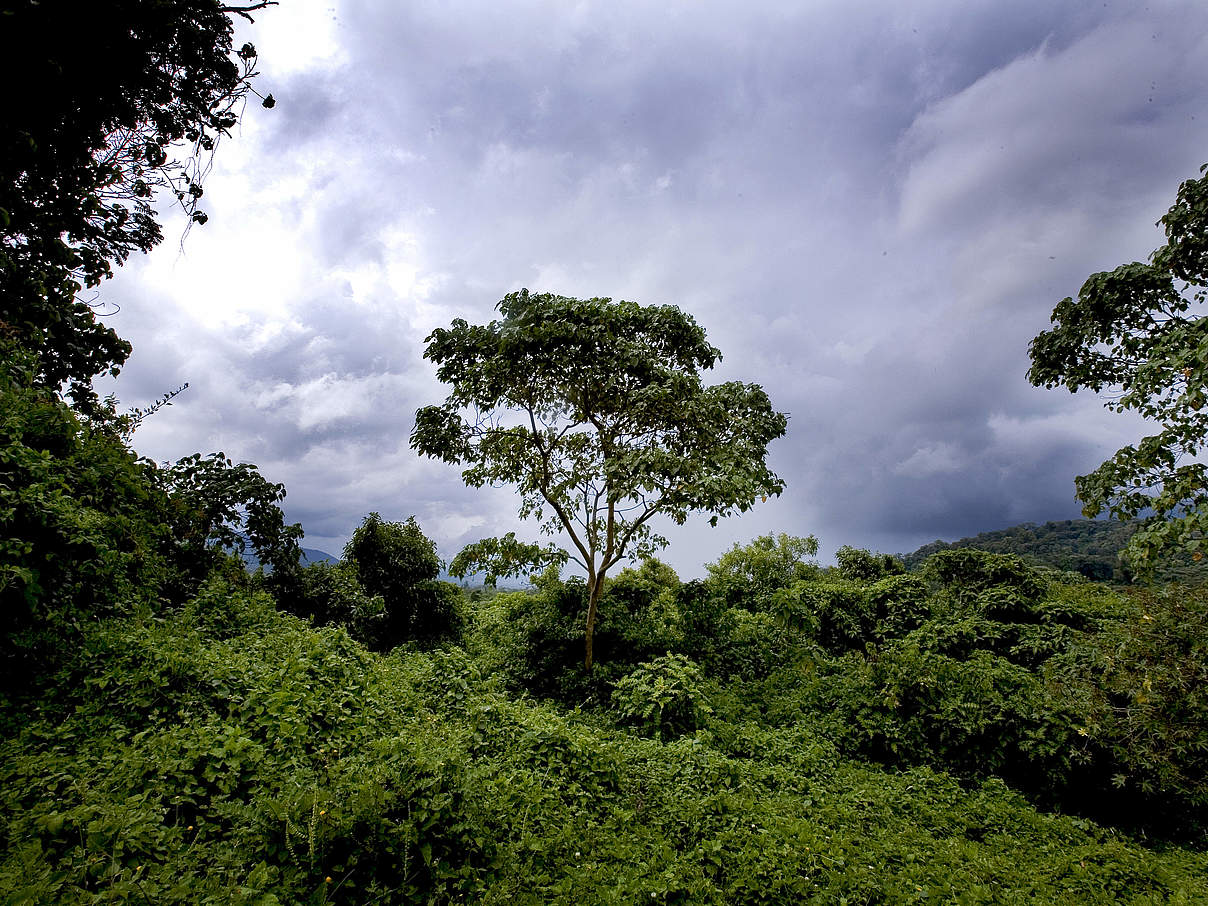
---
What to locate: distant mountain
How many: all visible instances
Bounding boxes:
[901,518,1206,583]
[238,543,338,572]
[300,547,339,565]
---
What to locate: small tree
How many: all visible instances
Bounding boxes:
[1029,164,1208,575]
[411,290,787,670]
[343,513,461,648]
[705,532,820,610]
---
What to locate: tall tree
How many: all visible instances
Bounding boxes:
[411,290,787,669]
[1028,164,1208,574]
[0,0,275,409]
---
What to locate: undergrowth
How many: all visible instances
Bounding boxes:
[2,577,1206,904]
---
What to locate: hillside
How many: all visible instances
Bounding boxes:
[239,543,339,572]
[902,518,1208,583]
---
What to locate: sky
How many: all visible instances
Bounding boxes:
[99,0,1208,577]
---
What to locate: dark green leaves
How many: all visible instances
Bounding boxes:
[1028,165,1208,574]
[412,290,787,668]
[0,0,275,407]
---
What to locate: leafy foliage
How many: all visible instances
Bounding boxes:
[611,654,713,740]
[0,356,174,670]
[413,290,787,669]
[834,545,905,583]
[341,513,463,649]
[1029,163,1208,574]
[0,0,276,409]
[3,581,1208,904]
[704,532,819,611]
[158,451,303,590]
[279,560,386,638]
[0,348,304,681]
[1055,584,1208,813]
[448,532,568,587]
[464,566,681,704]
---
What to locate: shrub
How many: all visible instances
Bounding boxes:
[611,654,713,740]
[343,514,462,649]
[923,548,1047,600]
[771,579,874,651]
[676,579,728,661]
[813,644,1087,793]
[1058,584,1208,822]
[280,560,386,635]
[834,546,905,583]
[866,573,931,640]
[0,358,175,676]
[705,533,819,611]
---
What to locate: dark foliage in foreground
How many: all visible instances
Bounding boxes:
[3,580,1206,904]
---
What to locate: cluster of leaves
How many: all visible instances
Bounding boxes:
[1,0,276,409]
[1059,583,1208,814]
[757,548,1208,830]
[281,514,464,652]
[1029,163,1208,574]
[0,583,491,904]
[0,0,305,694]
[611,653,713,741]
[4,581,1208,904]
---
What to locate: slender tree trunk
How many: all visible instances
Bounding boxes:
[583,571,606,671]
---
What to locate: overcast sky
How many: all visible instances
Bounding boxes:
[99,0,1208,576]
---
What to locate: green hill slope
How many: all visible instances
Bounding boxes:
[902,518,1208,583]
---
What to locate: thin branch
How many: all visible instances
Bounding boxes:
[220,1,278,22]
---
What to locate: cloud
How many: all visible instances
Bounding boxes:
[97,0,1208,573]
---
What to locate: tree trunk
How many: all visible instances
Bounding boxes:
[583,572,606,671]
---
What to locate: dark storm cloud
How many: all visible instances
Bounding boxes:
[100,0,1208,571]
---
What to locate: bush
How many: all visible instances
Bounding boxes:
[1055,584,1208,823]
[923,548,1047,600]
[866,574,931,640]
[834,546,905,583]
[813,643,1087,793]
[343,514,462,649]
[464,575,599,701]
[611,654,713,740]
[771,579,874,652]
[705,533,819,611]
[0,359,175,676]
[676,579,728,661]
[710,609,808,681]
[279,560,386,635]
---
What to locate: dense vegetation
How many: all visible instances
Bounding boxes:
[4,535,1208,903]
[903,518,1208,584]
[3,1,1207,901]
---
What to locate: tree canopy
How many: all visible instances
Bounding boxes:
[0,0,275,408]
[1028,163,1208,575]
[411,289,787,668]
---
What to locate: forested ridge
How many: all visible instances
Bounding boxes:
[3,1,1208,903]
[902,518,1208,584]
